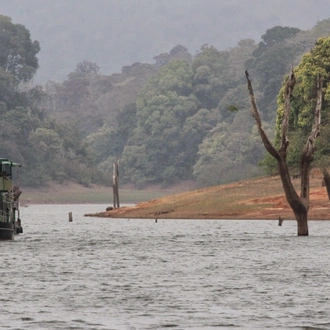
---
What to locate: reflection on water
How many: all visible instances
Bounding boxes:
[1,204,330,329]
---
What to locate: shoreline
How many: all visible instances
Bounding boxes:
[20,181,178,205]
[20,175,330,221]
[84,175,330,221]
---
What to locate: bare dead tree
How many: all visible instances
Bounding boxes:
[112,159,120,209]
[246,70,323,236]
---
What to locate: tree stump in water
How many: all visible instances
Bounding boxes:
[278,216,284,226]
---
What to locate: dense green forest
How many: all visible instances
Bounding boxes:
[2,14,330,188]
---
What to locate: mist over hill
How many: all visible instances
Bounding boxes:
[1,0,330,83]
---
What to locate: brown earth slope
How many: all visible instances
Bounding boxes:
[85,173,330,220]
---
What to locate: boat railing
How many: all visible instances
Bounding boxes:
[0,209,10,222]
[0,190,14,222]
[2,190,14,202]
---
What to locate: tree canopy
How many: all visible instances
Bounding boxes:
[0,15,40,84]
[3,12,330,190]
[0,18,103,186]
[266,37,330,172]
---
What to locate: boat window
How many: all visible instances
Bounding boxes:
[1,164,11,177]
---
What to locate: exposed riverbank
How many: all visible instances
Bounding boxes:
[85,173,330,220]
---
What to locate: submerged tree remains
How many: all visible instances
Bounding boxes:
[113,160,120,209]
[246,69,323,236]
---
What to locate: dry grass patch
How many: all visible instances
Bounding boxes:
[89,173,330,220]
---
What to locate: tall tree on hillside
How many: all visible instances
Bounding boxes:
[276,37,330,201]
[0,15,40,111]
[245,38,330,236]
[68,60,100,80]
[261,37,330,201]
[0,15,40,84]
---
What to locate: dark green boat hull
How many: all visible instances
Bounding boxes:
[0,222,15,240]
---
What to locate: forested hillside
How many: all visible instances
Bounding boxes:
[0,15,104,186]
[2,14,330,188]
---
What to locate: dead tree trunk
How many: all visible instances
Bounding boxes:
[322,169,330,200]
[246,70,323,236]
[112,159,120,209]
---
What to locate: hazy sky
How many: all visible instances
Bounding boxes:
[1,0,330,83]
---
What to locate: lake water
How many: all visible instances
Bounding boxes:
[1,204,330,330]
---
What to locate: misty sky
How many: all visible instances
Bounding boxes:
[1,0,330,83]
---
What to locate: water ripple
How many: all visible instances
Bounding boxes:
[1,205,330,329]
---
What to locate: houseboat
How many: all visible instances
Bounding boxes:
[0,158,23,240]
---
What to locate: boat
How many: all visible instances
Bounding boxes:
[0,158,23,240]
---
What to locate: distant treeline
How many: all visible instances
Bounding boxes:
[2,13,330,188]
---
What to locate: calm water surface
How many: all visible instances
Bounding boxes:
[1,204,330,330]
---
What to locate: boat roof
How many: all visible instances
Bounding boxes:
[0,159,21,167]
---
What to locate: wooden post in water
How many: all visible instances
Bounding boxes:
[112,159,120,209]
[278,216,284,226]
[69,212,73,222]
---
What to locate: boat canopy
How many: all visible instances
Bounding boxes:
[0,160,21,167]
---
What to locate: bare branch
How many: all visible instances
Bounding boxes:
[245,70,279,159]
[280,69,296,154]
